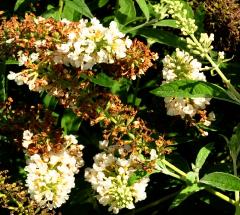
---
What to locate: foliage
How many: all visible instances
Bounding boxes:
[0,0,240,214]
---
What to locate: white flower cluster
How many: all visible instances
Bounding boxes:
[162,48,211,118]
[53,18,132,70]
[17,50,40,66]
[164,97,210,118]
[7,70,47,91]
[7,17,132,91]
[162,48,206,82]
[23,131,84,209]
[85,152,149,214]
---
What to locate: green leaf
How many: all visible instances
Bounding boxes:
[62,3,76,21]
[128,170,148,186]
[181,0,194,19]
[42,5,60,20]
[141,79,158,89]
[61,110,82,134]
[42,94,58,110]
[195,143,214,171]
[98,0,109,7]
[137,28,186,49]
[150,80,238,104]
[116,0,136,25]
[89,72,115,88]
[111,78,131,94]
[194,3,205,33]
[14,0,28,11]
[65,0,93,18]
[200,172,240,191]
[170,184,203,209]
[186,171,198,184]
[127,94,141,106]
[87,73,131,94]
[5,59,19,65]
[153,19,178,28]
[136,0,150,21]
[0,62,7,102]
[229,124,240,160]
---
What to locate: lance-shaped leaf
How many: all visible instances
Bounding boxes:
[200,172,240,191]
[98,0,109,8]
[169,184,204,209]
[0,62,7,102]
[14,0,28,11]
[5,59,19,65]
[116,0,136,25]
[228,124,240,161]
[85,72,131,94]
[136,0,150,21]
[128,170,148,186]
[61,109,82,134]
[88,72,116,88]
[195,143,214,171]
[42,93,58,110]
[137,28,186,49]
[65,0,93,18]
[150,80,238,104]
[153,19,178,28]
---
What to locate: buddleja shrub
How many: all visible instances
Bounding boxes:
[0,0,240,214]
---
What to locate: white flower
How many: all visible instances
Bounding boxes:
[17,51,28,66]
[218,51,225,60]
[132,177,149,201]
[29,53,39,62]
[162,48,211,118]
[150,149,158,160]
[182,104,195,116]
[64,134,78,145]
[25,150,84,209]
[208,111,216,121]
[85,152,149,214]
[15,75,26,85]
[23,131,85,209]
[58,43,71,53]
[22,130,33,148]
[192,98,210,109]
[6,38,14,44]
[7,71,17,80]
[68,32,76,41]
[99,140,109,149]
[61,18,71,24]
[53,18,132,70]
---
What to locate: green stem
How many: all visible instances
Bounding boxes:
[124,18,159,33]
[190,34,240,103]
[110,117,117,124]
[133,78,140,106]
[161,159,187,177]
[161,159,237,207]
[164,170,182,180]
[58,0,64,19]
[206,188,238,207]
[205,54,240,101]
[125,191,179,214]
[233,158,240,215]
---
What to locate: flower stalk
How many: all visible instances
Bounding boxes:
[190,34,240,103]
[160,159,238,207]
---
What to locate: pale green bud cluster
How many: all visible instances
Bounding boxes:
[162,0,198,35]
[186,33,214,57]
[152,3,169,20]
